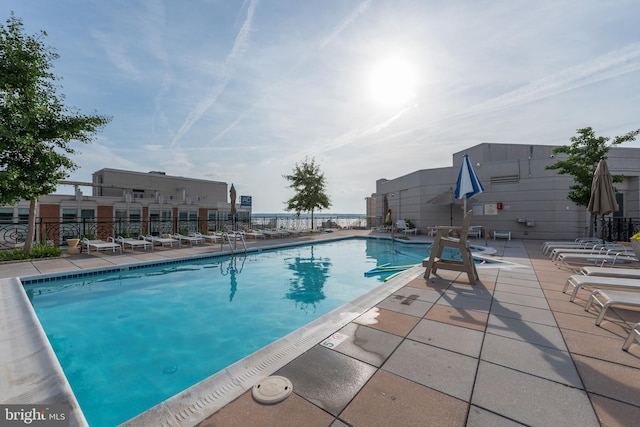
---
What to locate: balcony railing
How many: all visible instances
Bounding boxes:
[0,215,369,249]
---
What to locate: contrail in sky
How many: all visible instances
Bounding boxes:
[170,0,259,149]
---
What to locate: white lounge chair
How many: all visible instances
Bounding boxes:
[585,289,640,326]
[542,238,602,256]
[492,231,511,240]
[623,322,640,351]
[549,244,628,261]
[145,234,179,248]
[562,274,640,302]
[173,233,204,246]
[117,236,151,251]
[580,266,640,279]
[259,229,281,238]
[241,230,265,240]
[555,249,638,268]
[82,237,122,254]
[396,220,417,235]
[196,232,222,243]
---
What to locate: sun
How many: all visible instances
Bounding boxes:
[368,57,417,107]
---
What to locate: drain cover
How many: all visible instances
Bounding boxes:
[252,376,293,404]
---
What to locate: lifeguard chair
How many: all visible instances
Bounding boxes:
[423,210,478,285]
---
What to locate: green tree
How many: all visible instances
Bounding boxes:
[0,13,110,253]
[546,127,640,235]
[283,157,331,229]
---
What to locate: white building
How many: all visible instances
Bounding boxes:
[372,143,640,241]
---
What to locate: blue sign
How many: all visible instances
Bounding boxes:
[240,196,252,207]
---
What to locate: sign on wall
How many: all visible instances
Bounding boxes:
[240,196,252,207]
[484,203,498,215]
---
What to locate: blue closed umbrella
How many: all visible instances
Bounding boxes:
[455,153,484,212]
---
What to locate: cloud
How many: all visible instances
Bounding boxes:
[170,0,259,149]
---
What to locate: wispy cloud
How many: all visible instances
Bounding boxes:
[451,42,640,121]
[170,0,259,149]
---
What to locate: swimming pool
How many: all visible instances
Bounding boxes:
[23,237,496,426]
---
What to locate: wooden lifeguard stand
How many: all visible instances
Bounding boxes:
[423,210,478,285]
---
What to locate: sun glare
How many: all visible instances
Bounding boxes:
[368,57,417,107]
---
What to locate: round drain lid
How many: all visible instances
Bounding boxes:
[252,376,293,404]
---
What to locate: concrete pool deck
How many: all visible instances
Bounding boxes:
[1,230,640,426]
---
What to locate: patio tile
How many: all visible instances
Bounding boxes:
[546,295,595,317]
[471,361,599,427]
[492,291,550,310]
[406,276,444,291]
[480,333,583,387]
[486,314,568,350]
[197,390,334,427]
[495,276,540,289]
[589,393,640,427]
[376,292,433,318]
[572,354,640,406]
[408,319,484,357]
[555,312,631,340]
[382,339,477,401]
[353,307,420,337]
[436,293,493,312]
[274,345,377,416]
[332,322,403,367]
[339,370,468,427]
[493,282,545,298]
[424,304,489,332]
[391,285,442,303]
[490,301,557,326]
[466,405,526,426]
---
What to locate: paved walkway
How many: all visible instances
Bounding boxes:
[2,232,640,426]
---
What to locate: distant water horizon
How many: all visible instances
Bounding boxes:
[252,212,366,218]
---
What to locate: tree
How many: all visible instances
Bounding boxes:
[0,13,111,253]
[283,157,331,229]
[546,127,640,235]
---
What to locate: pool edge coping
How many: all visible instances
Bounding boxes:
[2,234,516,425]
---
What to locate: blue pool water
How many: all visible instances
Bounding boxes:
[24,238,488,426]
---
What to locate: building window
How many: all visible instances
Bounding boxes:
[115,209,127,220]
[81,209,95,220]
[0,208,13,223]
[18,208,29,222]
[133,190,145,199]
[129,209,141,221]
[62,209,77,221]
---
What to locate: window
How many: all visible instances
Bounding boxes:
[133,190,145,199]
[62,209,77,221]
[129,209,141,222]
[115,209,127,220]
[0,208,13,223]
[81,209,94,219]
[18,208,29,222]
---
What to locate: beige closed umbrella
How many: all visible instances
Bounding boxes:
[230,184,237,230]
[587,158,618,240]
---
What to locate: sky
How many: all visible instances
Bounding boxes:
[4,0,640,213]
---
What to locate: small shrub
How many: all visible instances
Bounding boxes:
[0,248,30,262]
[29,243,62,259]
[0,244,61,262]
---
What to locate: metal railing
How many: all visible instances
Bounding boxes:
[597,217,640,242]
[0,215,368,249]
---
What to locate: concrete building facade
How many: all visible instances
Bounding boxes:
[372,143,640,241]
[0,169,251,245]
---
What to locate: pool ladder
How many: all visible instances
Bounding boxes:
[221,232,247,254]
